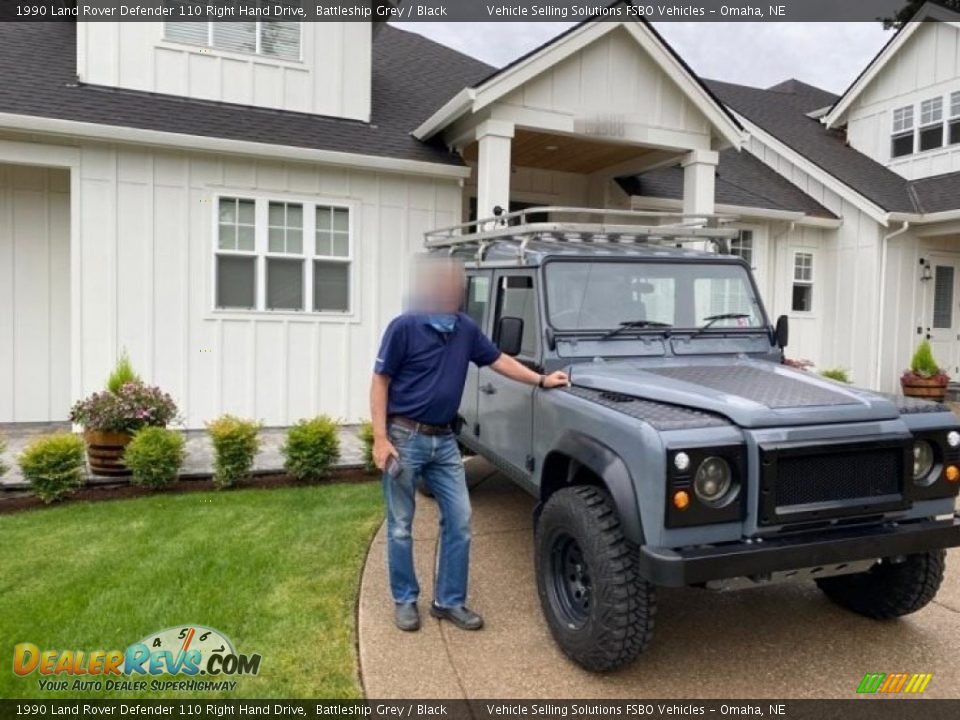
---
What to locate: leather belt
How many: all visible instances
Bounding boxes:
[388,416,452,436]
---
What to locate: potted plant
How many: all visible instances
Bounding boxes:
[901,340,950,402]
[69,356,179,476]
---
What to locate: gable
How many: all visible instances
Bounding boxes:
[415,19,742,151]
[496,26,712,143]
[825,1,960,128]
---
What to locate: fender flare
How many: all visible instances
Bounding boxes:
[543,431,644,544]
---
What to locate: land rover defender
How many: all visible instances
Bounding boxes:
[426,207,960,672]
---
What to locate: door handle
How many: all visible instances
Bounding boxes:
[480,383,497,395]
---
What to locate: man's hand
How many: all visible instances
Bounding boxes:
[541,370,570,388]
[373,437,399,471]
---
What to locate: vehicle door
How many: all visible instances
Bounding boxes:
[459,270,493,438]
[475,270,540,475]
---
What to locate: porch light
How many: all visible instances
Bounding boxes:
[921,260,933,281]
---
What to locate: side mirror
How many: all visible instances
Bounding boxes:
[496,316,524,356]
[774,314,789,348]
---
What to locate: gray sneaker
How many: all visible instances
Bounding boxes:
[394,602,420,632]
[430,603,484,631]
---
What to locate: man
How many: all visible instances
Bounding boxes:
[370,257,569,632]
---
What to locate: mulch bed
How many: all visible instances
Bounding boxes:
[0,466,378,515]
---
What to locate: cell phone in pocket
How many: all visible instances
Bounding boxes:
[385,455,402,478]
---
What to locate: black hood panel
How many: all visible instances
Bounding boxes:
[646,365,857,409]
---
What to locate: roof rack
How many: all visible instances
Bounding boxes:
[424,207,741,258]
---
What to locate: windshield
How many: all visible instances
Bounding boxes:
[545,261,765,331]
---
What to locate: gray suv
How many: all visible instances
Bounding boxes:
[428,208,960,672]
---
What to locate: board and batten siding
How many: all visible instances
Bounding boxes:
[0,164,71,423]
[75,144,460,428]
[845,22,960,179]
[75,22,371,121]
[744,136,885,388]
[493,26,712,150]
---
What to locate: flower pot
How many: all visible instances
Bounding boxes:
[900,376,948,402]
[84,430,133,476]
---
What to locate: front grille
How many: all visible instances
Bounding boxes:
[777,449,901,507]
[759,441,909,526]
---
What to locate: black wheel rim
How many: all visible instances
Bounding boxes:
[547,532,592,629]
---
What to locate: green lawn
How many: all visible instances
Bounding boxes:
[0,482,383,699]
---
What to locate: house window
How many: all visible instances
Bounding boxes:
[214,196,352,314]
[216,198,257,309]
[266,202,304,311]
[791,252,814,313]
[729,230,754,266]
[919,97,944,151]
[891,105,914,158]
[165,15,301,60]
[950,91,960,145]
[313,207,351,312]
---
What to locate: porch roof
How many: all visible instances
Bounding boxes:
[619,148,838,220]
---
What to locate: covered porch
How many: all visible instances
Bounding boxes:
[414,20,744,223]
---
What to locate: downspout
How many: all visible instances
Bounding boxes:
[874,221,911,391]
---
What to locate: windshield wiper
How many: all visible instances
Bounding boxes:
[600,319,673,341]
[690,313,751,338]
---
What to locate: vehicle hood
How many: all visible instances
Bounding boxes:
[569,358,900,428]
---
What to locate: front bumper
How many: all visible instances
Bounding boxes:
[639,514,960,587]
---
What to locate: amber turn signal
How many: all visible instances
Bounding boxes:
[946,465,960,483]
[673,490,691,510]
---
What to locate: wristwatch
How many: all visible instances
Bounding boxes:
[538,374,545,388]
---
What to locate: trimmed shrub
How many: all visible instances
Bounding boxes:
[910,340,941,377]
[283,416,341,481]
[206,415,261,489]
[18,434,86,503]
[0,434,8,479]
[107,351,141,394]
[124,427,186,490]
[820,368,851,384]
[359,421,376,473]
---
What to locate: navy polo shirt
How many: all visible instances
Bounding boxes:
[374,312,501,425]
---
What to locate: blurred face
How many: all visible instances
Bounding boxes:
[411,257,465,314]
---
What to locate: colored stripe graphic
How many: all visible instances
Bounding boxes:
[858,673,932,694]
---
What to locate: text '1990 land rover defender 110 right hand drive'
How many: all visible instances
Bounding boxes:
[426,207,960,672]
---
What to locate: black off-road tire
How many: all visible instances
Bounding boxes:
[816,550,946,619]
[535,486,655,671]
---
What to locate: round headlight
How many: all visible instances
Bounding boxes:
[694,456,733,506]
[674,452,691,472]
[913,440,935,482]
[948,431,960,448]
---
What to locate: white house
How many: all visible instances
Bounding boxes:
[3,6,960,428]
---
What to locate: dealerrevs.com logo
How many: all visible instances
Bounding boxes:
[13,625,261,693]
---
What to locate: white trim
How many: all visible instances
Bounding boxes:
[0,112,472,180]
[735,113,890,225]
[824,3,960,128]
[413,19,743,150]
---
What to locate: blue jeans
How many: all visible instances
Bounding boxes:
[382,422,471,609]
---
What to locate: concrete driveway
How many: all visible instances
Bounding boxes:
[358,458,960,699]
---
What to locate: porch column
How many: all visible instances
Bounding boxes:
[475,119,514,225]
[681,149,718,216]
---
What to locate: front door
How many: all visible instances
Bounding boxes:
[926,255,960,376]
[476,271,540,475]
